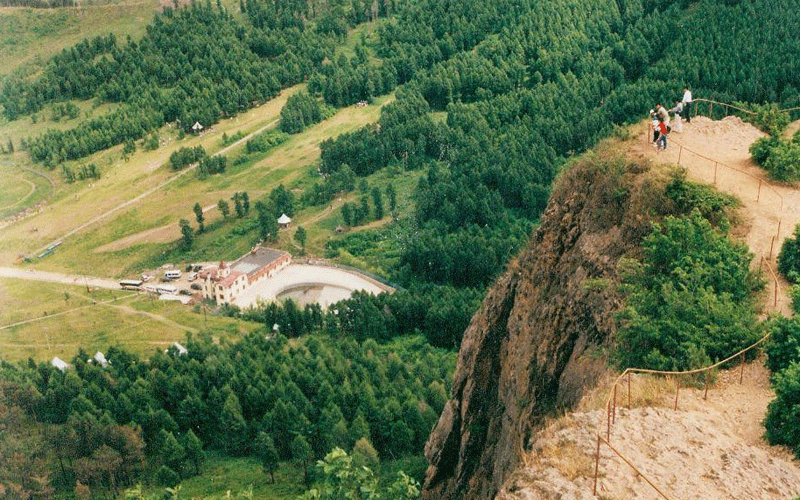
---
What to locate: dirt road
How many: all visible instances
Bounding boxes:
[0,266,119,290]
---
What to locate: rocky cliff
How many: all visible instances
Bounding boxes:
[421,154,664,500]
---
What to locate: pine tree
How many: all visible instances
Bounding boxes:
[183,430,204,476]
[179,219,193,250]
[371,187,384,220]
[217,199,230,218]
[193,203,205,233]
[255,432,279,483]
[294,226,307,251]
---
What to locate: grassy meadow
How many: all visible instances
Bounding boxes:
[0,277,261,362]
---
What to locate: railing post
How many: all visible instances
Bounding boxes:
[710,101,714,118]
[713,162,718,185]
[775,278,779,308]
[703,371,710,400]
[612,384,617,424]
[593,435,601,496]
[757,179,761,202]
[740,353,745,384]
[674,377,680,411]
[777,218,782,240]
[627,372,631,408]
[606,401,611,442]
[770,236,775,260]
[677,145,682,165]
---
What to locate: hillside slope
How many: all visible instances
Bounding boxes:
[422,149,667,499]
[424,115,800,499]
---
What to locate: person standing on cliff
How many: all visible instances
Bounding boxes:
[682,87,693,122]
[669,100,684,132]
[655,103,670,126]
[656,118,669,151]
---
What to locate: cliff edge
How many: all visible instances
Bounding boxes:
[421,152,669,500]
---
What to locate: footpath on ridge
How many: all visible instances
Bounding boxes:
[631,115,800,316]
[498,113,800,500]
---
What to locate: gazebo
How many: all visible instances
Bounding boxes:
[277,213,291,228]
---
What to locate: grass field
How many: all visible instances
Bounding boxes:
[0,277,262,362]
[0,89,394,278]
[164,452,304,500]
[0,0,244,77]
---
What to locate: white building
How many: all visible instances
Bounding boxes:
[198,246,291,305]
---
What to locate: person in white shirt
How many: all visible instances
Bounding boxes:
[669,100,683,132]
[682,87,693,123]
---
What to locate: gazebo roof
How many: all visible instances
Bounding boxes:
[277,213,291,224]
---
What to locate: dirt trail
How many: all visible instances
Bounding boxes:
[502,361,800,500]
[630,116,800,316]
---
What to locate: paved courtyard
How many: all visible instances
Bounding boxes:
[234,264,391,309]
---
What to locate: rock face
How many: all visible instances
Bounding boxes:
[422,157,656,500]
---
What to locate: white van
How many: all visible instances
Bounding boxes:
[164,270,182,280]
[156,284,178,295]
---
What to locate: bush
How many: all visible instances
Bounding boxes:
[778,225,800,282]
[765,316,800,374]
[749,136,780,165]
[616,210,763,371]
[764,362,800,457]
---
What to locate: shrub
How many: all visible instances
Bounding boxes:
[765,316,800,374]
[778,225,800,282]
[749,136,780,165]
[616,210,762,371]
[764,362,800,457]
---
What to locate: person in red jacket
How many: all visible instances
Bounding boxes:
[656,118,669,151]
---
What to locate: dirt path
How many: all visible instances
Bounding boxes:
[630,116,800,316]
[108,303,198,334]
[0,266,120,289]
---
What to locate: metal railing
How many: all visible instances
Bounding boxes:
[592,99,790,498]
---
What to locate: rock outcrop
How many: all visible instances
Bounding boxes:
[422,155,661,500]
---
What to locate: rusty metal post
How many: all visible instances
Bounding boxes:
[740,353,745,384]
[724,104,729,116]
[607,401,611,442]
[757,179,762,202]
[775,279,779,308]
[710,101,714,118]
[770,236,775,260]
[612,384,617,424]
[627,372,631,408]
[593,435,601,496]
[713,162,718,185]
[759,256,763,273]
[677,145,682,165]
[703,371,710,400]
[694,100,698,118]
[674,377,680,411]
[778,218,782,240]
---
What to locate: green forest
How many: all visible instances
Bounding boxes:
[3,0,800,497]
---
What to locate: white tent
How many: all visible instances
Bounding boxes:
[192,121,204,132]
[277,213,291,227]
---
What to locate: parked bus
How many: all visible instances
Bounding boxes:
[119,279,143,290]
[164,270,182,280]
[156,284,178,295]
